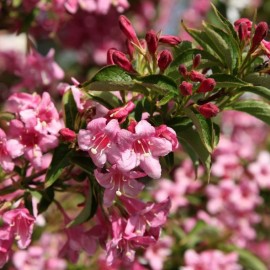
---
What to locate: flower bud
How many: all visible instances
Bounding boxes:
[112,50,135,72]
[107,48,117,65]
[119,15,140,46]
[159,35,181,45]
[178,64,188,77]
[126,40,135,60]
[145,30,158,55]
[158,50,173,72]
[234,18,252,30]
[193,54,201,69]
[179,81,193,96]
[197,78,216,93]
[197,103,219,118]
[189,70,205,82]
[238,23,249,41]
[59,128,76,142]
[250,22,269,53]
[107,101,135,123]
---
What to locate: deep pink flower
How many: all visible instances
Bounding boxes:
[59,128,77,142]
[179,81,193,96]
[112,50,135,72]
[3,207,35,249]
[78,117,120,167]
[0,226,13,268]
[198,103,219,118]
[115,120,173,179]
[94,165,145,206]
[106,101,135,123]
[197,78,216,93]
[119,15,140,46]
[158,50,173,72]
[159,35,181,45]
[250,22,268,53]
[145,30,158,55]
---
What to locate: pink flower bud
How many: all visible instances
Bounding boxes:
[179,81,193,96]
[198,103,219,118]
[112,50,135,72]
[193,54,201,69]
[197,78,216,93]
[234,18,252,31]
[158,50,173,72]
[107,101,135,123]
[126,40,135,60]
[189,70,205,82]
[159,35,181,45]
[119,15,140,46]
[178,64,188,77]
[145,30,158,55]
[107,48,117,65]
[59,128,76,142]
[250,22,269,53]
[238,23,249,41]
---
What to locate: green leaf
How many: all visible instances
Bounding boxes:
[37,187,55,214]
[62,90,79,130]
[68,177,98,227]
[211,3,239,40]
[45,144,72,188]
[244,73,270,89]
[86,91,121,109]
[210,74,250,88]
[221,245,267,270]
[177,125,212,181]
[183,108,215,153]
[138,74,178,94]
[238,85,270,101]
[0,112,15,121]
[173,40,193,58]
[70,151,95,175]
[225,100,270,125]
[157,93,175,106]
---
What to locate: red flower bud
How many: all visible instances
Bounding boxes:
[193,54,201,69]
[234,18,252,31]
[145,30,158,55]
[178,64,188,77]
[189,70,205,82]
[119,15,140,46]
[179,81,193,96]
[59,128,76,142]
[250,22,269,53]
[159,35,181,45]
[112,50,135,72]
[107,48,117,65]
[197,78,216,93]
[126,40,135,60]
[107,101,135,123]
[198,103,219,118]
[158,50,173,72]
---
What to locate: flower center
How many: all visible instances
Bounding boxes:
[90,132,110,155]
[133,139,152,157]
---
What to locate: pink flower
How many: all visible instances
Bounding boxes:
[3,207,35,249]
[78,117,120,167]
[94,165,145,206]
[0,226,13,268]
[106,101,135,123]
[182,249,242,270]
[116,120,173,179]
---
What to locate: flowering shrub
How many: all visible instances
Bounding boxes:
[1,1,270,269]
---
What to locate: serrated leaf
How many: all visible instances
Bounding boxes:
[184,108,215,153]
[68,177,98,227]
[45,144,72,188]
[86,91,121,109]
[221,245,267,270]
[157,93,175,106]
[173,40,193,58]
[225,100,270,125]
[244,73,270,88]
[210,74,250,88]
[62,90,79,130]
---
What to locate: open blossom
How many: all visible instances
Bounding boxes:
[3,207,35,249]
[78,117,120,167]
[94,165,145,206]
[182,249,242,270]
[115,120,176,179]
[0,226,13,268]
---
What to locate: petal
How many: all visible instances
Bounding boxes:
[135,120,155,137]
[149,137,172,157]
[77,130,92,151]
[6,139,24,158]
[116,150,138,172]
[140,156,161,179]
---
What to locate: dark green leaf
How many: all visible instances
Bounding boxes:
[244,73,270,89]
[210,74,250,88]
[70,151,95,175]
[225,100,270,125]
[62,90,79,130]
[86,91,121,109]
[68,177,98,227]
[157,93,175,106]
[45,144,72,188]
[37,187,55,214]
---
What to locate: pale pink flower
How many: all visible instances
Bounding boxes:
[3,207,35,249]
[94,165,145,206]
[182,249,242,270]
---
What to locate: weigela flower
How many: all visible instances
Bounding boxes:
[78,117,120,167]
[197,103,219,118]
[3,207,35,249]
[158,50,173,72]
[250,22,269,53]
[119,15,140,46]
[106,101,135,123]
[94,165,145,206]
[159,35,181,45]
[112,50,135,72]
[115,120,174,179]
[0,226,13,268]
[197,78,216,93]
[145,30,158,55]
[179,81,193,96]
